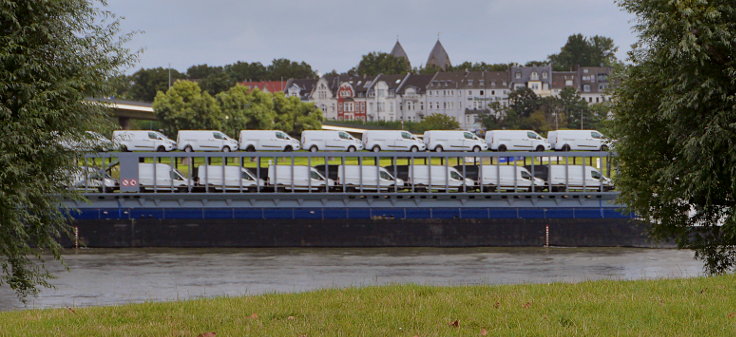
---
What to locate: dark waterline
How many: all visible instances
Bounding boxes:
[0,247,702,311]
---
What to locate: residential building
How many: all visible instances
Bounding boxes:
[366,73,407,121]
[396,73,434,122]
[240,81,287,93]
[284,78,318,101]
[577,66,612,104]
[510,65,553,96]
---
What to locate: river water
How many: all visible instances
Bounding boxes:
[0,247,703,311]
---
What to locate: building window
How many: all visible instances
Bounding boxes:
[583,84,591,92]
[542,72,548,79]
[491,90,495,95]
[515,72,521,79]
[530,72,539,80]
[468,80,473,86]
[565,80,573,86]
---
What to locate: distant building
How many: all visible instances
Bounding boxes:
[240,81,287,93]
[335,75,374,121]
[510,65,553,96]
[396,73,434,122]
[426,40,451,70]
[284,78,317,101]
[389,40,411,68]
[367,73,406,121]
[577,66,611,104]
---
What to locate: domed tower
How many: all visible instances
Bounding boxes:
[390,40,411,68]
[426,39,451,70]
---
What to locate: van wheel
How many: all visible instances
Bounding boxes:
[535,145,545,152]
[184,146,193,153]
[121,145,130,152]
[372,146,381,152]
[347,146,356,152]
[157,146,166,152]
[600,145,609,151]
[309,146,319,152]
[562,144,571,152]
[472,146,481,153]
[284,146,293,152]
[222,146,231,152]
[410,146,419,152]
[497,145,507,152]
[246,145,255,152]
[434,146,443,152]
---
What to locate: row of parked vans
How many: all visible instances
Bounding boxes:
[73,162,613,193]
[105,129,609,153]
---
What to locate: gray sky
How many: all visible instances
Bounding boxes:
[108,0,638,75]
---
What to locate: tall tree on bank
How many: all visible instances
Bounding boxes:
[128,67,186,102]
[548,34,618,71]
[0,0,134,300]
[353,52,412,76]
[612,0,736,273]
[153,80,223,137]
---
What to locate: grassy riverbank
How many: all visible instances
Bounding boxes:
[2,274,734,336]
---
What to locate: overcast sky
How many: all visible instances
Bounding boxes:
[107,0,639,75]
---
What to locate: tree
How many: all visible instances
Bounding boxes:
[548,34,618,71]
[0,0,133,300]
[186,64,223,80]
[612,0,736,273]
[353,52,411,76]
[556,87,591,129]
[153,80,223,137]
[273,93,324,135]
[450,62,511,72]
[226,61,267,82]
[267,58,317,80]
[216,86,275,137]
[199,71,234,96]
[129,67,186,102]
[415,113,460,132]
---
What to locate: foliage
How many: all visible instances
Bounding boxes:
[0,0,134,300]
[266,58,317,81]
[226,61,267,82]
[152,80,223,137]
[548,34,618,71]
[128,67,186,102]
[216,86,275,136]
[353,52,412,76]
[450,62,512,72]
[272,93,324,135]
[612,0,736,273]
[3,275,736,336]
[415,113,460,132]
[481,87,598,133]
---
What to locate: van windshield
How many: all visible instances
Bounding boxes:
[170,169,185,181]
[463,132,474,140]
[148,132,159,140]
[521,171,532,180]
[213,132,225,140]
[591,131,603,139]
[527,131,540,140]
[339,132,351,140]
[591,170,602,180]
[401,132,412,139]
[310,170,325,180]
[379,171,394,180]
[450,171,463,180]
[276,132,288,140]
[241,169,255,181]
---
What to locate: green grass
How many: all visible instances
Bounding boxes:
[2,274,735,336]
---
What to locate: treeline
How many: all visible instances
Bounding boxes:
[112,58,317,102]
[481,87,609,133]
[152,80,323,138]
[327,113,460,134]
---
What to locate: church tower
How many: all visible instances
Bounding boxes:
[426,39,451,70]
[390,40,410,68]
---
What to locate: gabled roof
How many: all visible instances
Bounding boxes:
[396,73,434,95]
[390,40,411,68]
[285,78,318,99]
[551,72,577,90]
[426,40,451,70]
[240,81,287,93]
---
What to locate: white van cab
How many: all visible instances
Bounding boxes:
[138,163,188,191]
[336,165,405,191]
[268,165,335,191]
[238,130,300,152]
[301,130,363,152]
[177,130,238,152]
[423,130,487,152]
[112,130,177,152]
[547,130,609,151]
[362,130,425,152]
[68,166,117,192]
[543,165,613,192]
[477,165,546,191]
[407,165,475,191]
[195,165,265,191]
[486,130,550,152]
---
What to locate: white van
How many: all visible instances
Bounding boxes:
[60,131,114,152]
[544,165,613,192]
[336,165,405,191]
[138,163,188,191]
[268,165,335,191]
[238,130,300,152]
[112,130,177,152]
[301,130,363,152]
[477,165,546,191]
[362,130,425,152]
[68,166,117,192]
[195,165,264,191]
[423,130,487,152]
[547,130,609,151]
[176,130,238,152]
[486,130,550,152]
[407,165,475,191]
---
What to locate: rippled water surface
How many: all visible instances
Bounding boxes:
[0,247,703,311]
